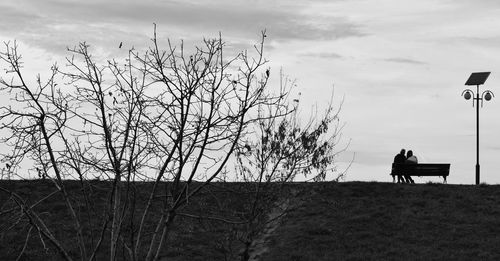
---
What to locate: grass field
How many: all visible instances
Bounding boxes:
[262,182,500,260]
[1,180,500,260]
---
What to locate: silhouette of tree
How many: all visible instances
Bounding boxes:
[225,70,350,260]
[0,27,279,260]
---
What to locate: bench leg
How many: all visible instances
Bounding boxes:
[443,176,447,184]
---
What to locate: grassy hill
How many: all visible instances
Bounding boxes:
[260,182,500,260]
[1,181,500,260]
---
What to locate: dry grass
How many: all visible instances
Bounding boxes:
[2,181,500,260]
[262,182,500,260]
[0,180,266,260]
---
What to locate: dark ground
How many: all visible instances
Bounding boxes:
[261,182,500,260]
[1,180,500,260]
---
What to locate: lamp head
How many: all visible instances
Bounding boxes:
[484,91,492,101]
[464,91,472,100]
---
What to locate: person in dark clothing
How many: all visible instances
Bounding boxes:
[404,150,416,184]
[393,149,406,183]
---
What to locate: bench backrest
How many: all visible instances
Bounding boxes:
[392,163,450,176]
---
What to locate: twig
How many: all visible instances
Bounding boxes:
[15,226,33,261]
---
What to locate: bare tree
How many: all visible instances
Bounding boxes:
[0,27,280,260]
[232,70,350,260]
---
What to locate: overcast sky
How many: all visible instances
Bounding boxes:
[2,0,500,184]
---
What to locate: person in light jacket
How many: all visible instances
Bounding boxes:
[404,150,417,183]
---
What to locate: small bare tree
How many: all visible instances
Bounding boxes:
[233,70,350,260]
[0,27,280,260]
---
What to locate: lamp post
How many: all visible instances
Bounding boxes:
[462,72,494,185]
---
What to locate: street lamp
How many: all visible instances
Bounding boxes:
[462,72,494,185]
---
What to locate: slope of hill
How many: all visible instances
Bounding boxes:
[261,182,500,260]
[1,181,500,260]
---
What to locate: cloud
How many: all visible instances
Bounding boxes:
[0,0,365,56]
[0,3,41,31]
[33,0,364,42]
[444,0,500,10]
[300,51,343,59]
[446,36,500,49]
[383,57,426,65]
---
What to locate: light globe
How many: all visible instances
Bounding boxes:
[485,92,492,101]
[464,91,472,100]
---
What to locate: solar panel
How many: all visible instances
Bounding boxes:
[465,72,491,86]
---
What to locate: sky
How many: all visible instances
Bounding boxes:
[2,0,500,184]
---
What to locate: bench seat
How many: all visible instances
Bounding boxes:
[391,163,451,183]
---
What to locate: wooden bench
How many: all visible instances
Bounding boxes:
[391,163,451,183]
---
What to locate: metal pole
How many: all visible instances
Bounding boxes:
[476,84,480,185]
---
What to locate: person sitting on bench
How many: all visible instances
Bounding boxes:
[404,150,417,183]
[393,149,406,183]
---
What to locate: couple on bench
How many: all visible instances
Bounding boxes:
[393,149,418,183]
